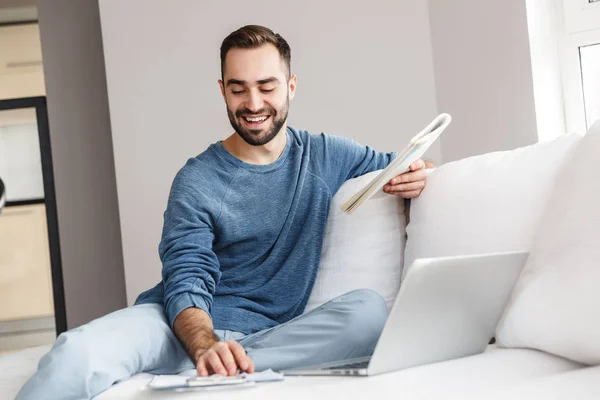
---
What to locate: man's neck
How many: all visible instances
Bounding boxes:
[222,125,288,165]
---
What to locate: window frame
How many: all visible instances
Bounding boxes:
[560,0,600,133]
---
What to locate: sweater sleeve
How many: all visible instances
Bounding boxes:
[159,165,222,328]
[313,133,397,193]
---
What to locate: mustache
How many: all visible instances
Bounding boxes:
[236,107,276,118]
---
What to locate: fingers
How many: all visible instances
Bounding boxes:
[395,189,422,199]
[384,165,428,199]
[196,341,255,377]
[409,159,426,171]
[227,340,255,373]
[207,349,228,375]
[384,180,425,193]
[197,358,209,377]
[196,348,227,376]
[215,342,238,375]
[389,169,427,185]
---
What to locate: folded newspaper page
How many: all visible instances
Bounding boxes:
[340,113,452,214]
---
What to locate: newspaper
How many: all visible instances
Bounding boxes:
[340,113,452,214]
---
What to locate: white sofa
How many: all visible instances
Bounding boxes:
[4,122,600,399]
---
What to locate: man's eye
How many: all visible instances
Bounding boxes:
[232,90,245,95]
[261,88,275,93]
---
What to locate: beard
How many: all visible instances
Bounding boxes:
[226,98,289,146]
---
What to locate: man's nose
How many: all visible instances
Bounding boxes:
[246,90,264,112]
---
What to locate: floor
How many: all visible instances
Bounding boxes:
[0,316,55,355]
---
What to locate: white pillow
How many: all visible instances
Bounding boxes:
[305,170,406,313]
[496,122,600,365]
[403,133,581,279]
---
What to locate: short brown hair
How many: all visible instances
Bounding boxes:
[220,25,291,80]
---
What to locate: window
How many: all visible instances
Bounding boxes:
[580,44,600,128]
[562,0,600,132]
[0,108,44,202]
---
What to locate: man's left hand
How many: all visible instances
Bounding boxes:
[383,159,431,199]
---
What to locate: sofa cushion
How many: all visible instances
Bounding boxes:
[0,345,51,400]
[95,347,582,399]
[403,133,581,279]
[464,364,600,400]
[496,122,600,365]
[305,170,406,313]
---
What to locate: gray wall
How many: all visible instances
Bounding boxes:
[35,0,542,316]
[429,0,538,162]
[37,0,126,328]
[98,0,441,304]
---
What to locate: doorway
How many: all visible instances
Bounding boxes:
[0,96,66,354]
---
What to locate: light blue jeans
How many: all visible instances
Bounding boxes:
[16,289,387,399]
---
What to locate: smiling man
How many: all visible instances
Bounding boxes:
[17,25,430,399]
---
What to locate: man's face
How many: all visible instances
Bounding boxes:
[219,44,296,146]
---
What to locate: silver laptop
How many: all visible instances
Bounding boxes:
[283,251,528,377]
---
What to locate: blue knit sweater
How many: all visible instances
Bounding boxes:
[136,126,395,334]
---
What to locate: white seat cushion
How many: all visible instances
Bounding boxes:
[4,345,588,400]
[305,170,406,312]
[0,345,50,400]
[464,364,600,400]
[96,347,582,399]
[496,122,600,365]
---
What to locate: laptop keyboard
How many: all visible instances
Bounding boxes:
[326,360,370,370]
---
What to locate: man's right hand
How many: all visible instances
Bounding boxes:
[195,340,255,376]
[173,307,255,377]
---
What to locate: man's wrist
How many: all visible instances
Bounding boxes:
[192,334,219,362]
[173,307,218,363]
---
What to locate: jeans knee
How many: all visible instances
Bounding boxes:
[16,332,95,400]
[341,289,388,316]
[43,331,91,372]
[339,289,388,351]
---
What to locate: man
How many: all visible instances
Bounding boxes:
[17,25,431,399]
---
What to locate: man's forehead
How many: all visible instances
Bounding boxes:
[223,44,286,81]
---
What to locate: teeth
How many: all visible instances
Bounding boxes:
[245,116,268,122]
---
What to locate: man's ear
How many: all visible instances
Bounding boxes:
[218,79,226,99]
[288,74,297,101]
